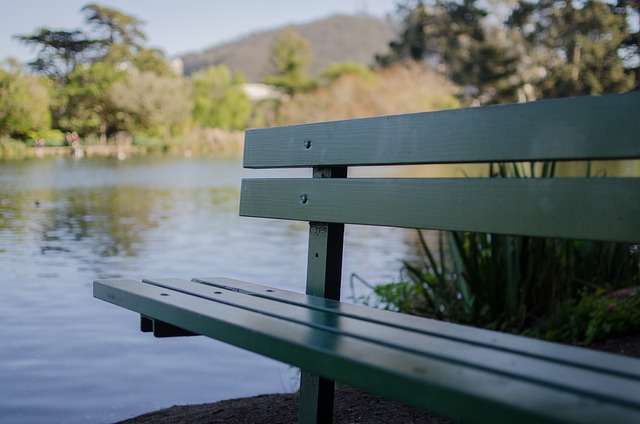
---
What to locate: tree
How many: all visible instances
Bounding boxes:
[376,1,434,65]
[82,3,146,48]
[16,3,172,83]
[191,66,251,131]
[264,29,315,96]
[377,0,523,103]
[58,62,125,143]
[614,0,640,89]
[508,0,635,98]
[438,0,523,103]
[110,71,192,140]
[15,28,100,82]
[0,61,52,138]
[130,48,174,76]
[380,0,635,103]
[81,3,172,75]
[15,3,176,140]
[320,61,377,85]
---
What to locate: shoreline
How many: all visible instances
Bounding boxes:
[117,385,454,424]
[33,144,149,159]
[1,128,245,161]
[117,333,640,424]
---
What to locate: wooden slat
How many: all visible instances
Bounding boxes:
[244,92,640,168]
[240,177,640,242]
[143,278,637,403]
[94,278,640,424]
[190,277,640,379]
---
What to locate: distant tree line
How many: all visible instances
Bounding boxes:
[0,3,255,144]
[2,1,637,145]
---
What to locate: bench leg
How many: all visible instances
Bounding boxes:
[300,167,347,423]
[298,370,335,424]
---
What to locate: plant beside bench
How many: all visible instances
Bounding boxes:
[94,92,640,423]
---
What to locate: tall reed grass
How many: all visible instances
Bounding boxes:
[368,161,640,340]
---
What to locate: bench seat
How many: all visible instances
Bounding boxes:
[94,276,640,424]
[95,92,640,423]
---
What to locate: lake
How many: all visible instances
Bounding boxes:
[0,156,419,424]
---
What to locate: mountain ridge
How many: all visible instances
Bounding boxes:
[179,14,395,81]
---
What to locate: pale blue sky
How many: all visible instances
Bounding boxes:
[1,0,398,64]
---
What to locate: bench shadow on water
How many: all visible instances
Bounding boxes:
[0,156,423,424]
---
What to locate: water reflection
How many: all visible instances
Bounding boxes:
[0,156,418,424]
[8,155,629,423]
[35,188,157,257]
[1,157,249,276]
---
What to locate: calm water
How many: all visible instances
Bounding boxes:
[0,156,418,424]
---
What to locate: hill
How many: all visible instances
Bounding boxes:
[179,14,395,81]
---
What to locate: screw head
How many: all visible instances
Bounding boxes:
[300,194,308,204]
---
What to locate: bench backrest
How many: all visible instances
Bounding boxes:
[241,92,640,243]
[241,92,640,420]
[241,92,640,303]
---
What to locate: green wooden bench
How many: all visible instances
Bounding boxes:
[94,92,640,423]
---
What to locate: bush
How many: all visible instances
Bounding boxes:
[370,229,639,342]
[525,289,640,344]
[320,61,377,85]
[365,231,475,323]
[366,161,640,343]
[277,64,459,125]
[25,129,65,146]
[0,136,35,160]
[133,136,167,152]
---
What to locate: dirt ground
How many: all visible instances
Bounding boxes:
[118,333,640,424]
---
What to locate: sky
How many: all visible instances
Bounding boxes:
[1,0,398,65]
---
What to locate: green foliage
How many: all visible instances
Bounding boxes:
[0,63,52,138]
[376,0,433,65]
[13,2,174,142]
[373,228,640,339]
[129,48,174,76]
[110,71,192,139]
[191,66,251,131]
[615,0,640,89]
[81,3,146,48]
[448,232,639,331]
[378,0,523,103]
[85,3,173,76]
[264,29,316,95]
[25,129,65,145]
[369,162,640,342]
[509,0,635,98]
[320,61,377,85]
[368,231,475,322]
[379,0,636,103]
[15,28,101,81]
[58,61,125,140]
[0,136,35,160]
[132,136,167,153]
[525,290,640,344]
